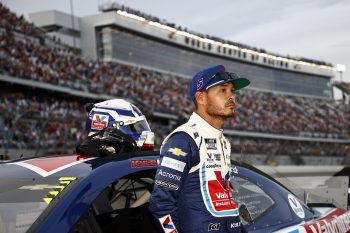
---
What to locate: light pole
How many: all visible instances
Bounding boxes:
[336,64,347,101]
[336,64,346,82]
[70,0,76,49]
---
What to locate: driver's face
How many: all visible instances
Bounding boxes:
[203,82,236,118]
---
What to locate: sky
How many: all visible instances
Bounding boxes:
[3,0,350,86]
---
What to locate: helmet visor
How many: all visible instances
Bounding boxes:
[120,119,151,134]
[108,117,151,139]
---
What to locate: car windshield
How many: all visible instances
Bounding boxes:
[231,164,317,231]
[0,177,78,233]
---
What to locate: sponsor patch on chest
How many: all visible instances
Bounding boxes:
[207,153,221,163]
[205,138,217,150]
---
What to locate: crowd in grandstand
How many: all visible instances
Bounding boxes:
[231,89,350,139]
[0,3,43,38]
[0,3,349,162]
[1,23,349,138]
[230,138,347,157]
[1,90,348,159]
[99,2,332,67]
[0,92,86,153]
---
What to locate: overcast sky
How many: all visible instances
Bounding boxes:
[3,0,350,84]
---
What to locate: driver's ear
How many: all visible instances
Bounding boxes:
[195,92,205,106]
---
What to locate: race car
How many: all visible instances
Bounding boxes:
[0,151,349,233]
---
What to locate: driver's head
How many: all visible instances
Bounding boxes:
[85,99,154,150]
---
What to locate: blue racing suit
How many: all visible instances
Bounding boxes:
[149,113,242,233]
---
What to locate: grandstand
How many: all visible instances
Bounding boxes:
[0,2,349,165]
[334,81,350,103]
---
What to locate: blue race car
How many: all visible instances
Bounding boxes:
[1,152,350,233]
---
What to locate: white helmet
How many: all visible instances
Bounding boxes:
[85,99,154,150]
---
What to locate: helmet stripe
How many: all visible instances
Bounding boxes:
[94,106,135,117]
[131,104,142,116]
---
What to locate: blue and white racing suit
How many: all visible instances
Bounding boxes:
[149,113,242,233]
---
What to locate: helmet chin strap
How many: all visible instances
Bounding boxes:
[76,127,139,157]
[137,131,155,150]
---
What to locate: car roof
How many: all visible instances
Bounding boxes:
[0,150,160,179]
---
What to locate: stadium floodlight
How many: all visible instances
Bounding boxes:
[111,6,334,72]
[117,10,146,22]
[148,21,176,32]
[336,64,346,82]
[336,64,346,73]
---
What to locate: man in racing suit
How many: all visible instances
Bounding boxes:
[149,65,250,233]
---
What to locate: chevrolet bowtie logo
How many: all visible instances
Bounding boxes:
[168,147,187,156]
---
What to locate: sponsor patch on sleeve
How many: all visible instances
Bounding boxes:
[161,157,186,172]
[155,180,179,190]
[159,215,178,233]
[158,169,181,181]
[168,147,187,156]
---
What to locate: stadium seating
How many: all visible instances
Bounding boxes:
[0,3,41,37]
[0,92,85,153]
[1,27,348,138]
[0,3,349,164]
[1,90,348,160]
[334,81,350,96]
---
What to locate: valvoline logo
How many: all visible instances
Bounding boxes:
[215,192,229,199]
[91,114,109,130]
